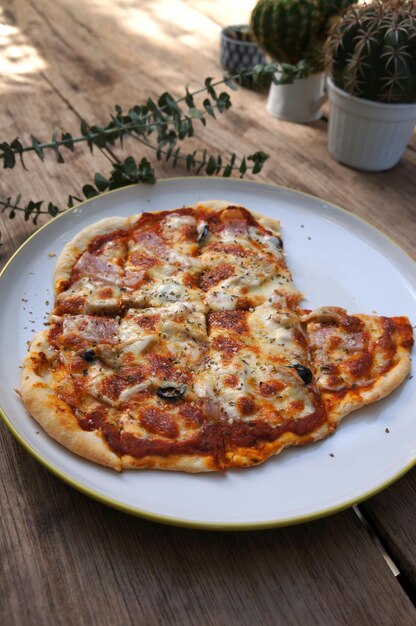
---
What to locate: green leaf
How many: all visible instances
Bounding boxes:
[172,147,180,167]
[137,157,156,184]
[223,76,238,91]
[216,92,232,112]
[165,145,173,162]
[31,136,45,162]
[146,97,158,112]
[94,173,109,191]
[67,194,82,209]
[123,156,137,176]
[188,107,204,119]
[203,98,216,119]
[10,138,26,169]
[0,143,16,169]
[47,202,59,217]
[222,164,232,177]
[185,87,195,108]
[185,153,196,171]
[1,196,11,212]
[82,184,99,199]
[158,92,182,115]
[239,157,247,177]
[80,120,95,152]
[204,77,217,99]
[205,155,217,175]
[248,151,269,174]
[215,154,222,174]
[80,120,89,137]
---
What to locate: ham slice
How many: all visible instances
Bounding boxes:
[74,252,122,285]
[123,267,147,289]
[62,316,119,345]
[132,231,167,255]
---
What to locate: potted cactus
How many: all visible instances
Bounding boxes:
[250,0,352,123]
[326,0,416,171]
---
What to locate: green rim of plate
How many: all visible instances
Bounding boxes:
[1,177,415,531]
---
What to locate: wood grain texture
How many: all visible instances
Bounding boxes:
[2,422,416,626]
[361,473,416,589]
[1,1,416,624]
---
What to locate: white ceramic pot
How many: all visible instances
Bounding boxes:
[327,77,416,171]
[266,72,325,123]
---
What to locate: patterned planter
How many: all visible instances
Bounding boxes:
[220,24,267,88]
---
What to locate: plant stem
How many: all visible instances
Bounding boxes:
[3,65,280,160]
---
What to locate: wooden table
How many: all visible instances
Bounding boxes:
[1,1,416,624]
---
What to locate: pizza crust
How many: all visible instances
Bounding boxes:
[225,421,333,468]
[121,454,219,472]
[20,332,122,471]
[323,349,411,426]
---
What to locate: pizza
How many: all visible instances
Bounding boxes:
[20,201,414,472]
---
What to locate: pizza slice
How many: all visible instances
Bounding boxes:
[20,319,123,470]
[197,303,328,468]
[115,303,223,470]
[54,217,130,315]
[122,208,202,308]
[53,208,206,314]
[195,200,302,311]
[21,305,225,472]
[301,307,414,431]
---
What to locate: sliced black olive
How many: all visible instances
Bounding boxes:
[292,363,313,385]
[157,385,186,401]
[198,224,209,245]
[271,236,284,250]
[82,349,96,362]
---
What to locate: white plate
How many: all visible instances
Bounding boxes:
[1,178,415,529]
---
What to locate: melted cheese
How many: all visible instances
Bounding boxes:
[247,226,284,257]
[119,381,151,401]
[87,363,119,407]
[201,304,319,422]
[119,306,206,377]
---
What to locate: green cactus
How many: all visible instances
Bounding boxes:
[250,0,353,72]
[327,1,416,102]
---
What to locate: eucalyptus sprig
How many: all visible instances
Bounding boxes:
[0,61,309,233]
